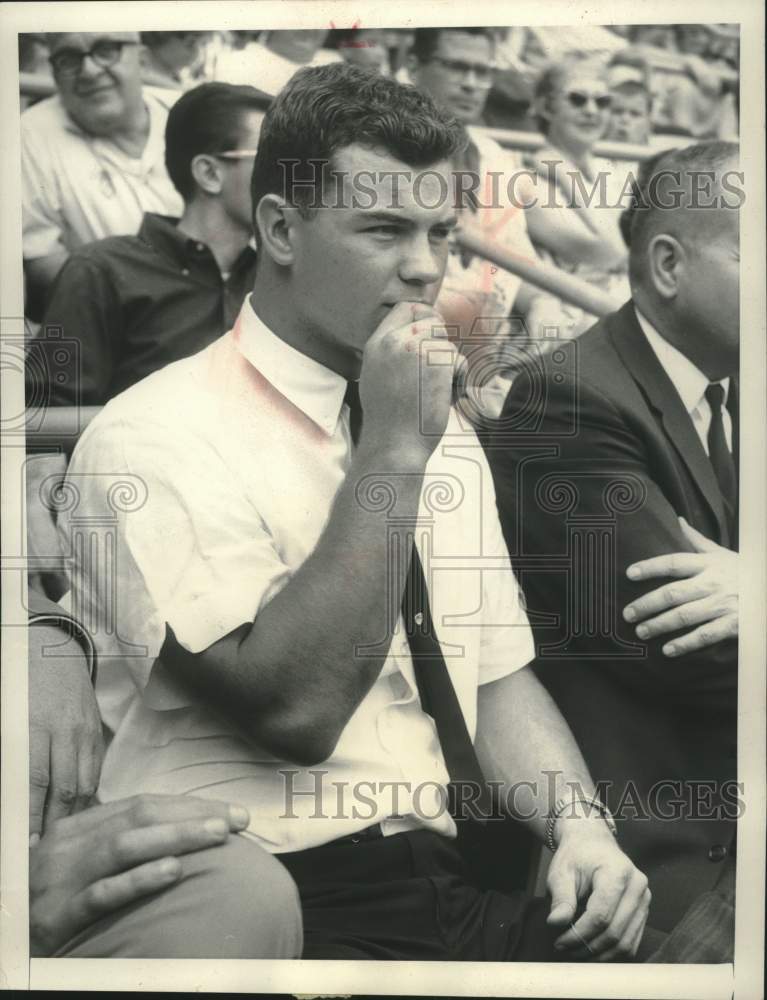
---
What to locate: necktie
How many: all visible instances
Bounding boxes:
[705,383,737,531]
[343,380,491,825]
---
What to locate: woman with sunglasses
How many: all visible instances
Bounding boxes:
[525,53,630,337]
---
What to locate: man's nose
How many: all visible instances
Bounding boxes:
[399,237,443,286]
[460,69,482,90]
[78,53,105,78]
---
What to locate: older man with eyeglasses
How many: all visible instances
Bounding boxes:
[21,32,184,314]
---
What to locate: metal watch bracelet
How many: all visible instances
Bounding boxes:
[545,794,618,852]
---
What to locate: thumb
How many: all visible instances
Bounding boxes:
[678,516,718,553]
[546,864,578,926]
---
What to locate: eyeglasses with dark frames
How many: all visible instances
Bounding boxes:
[50,39,138,78]
[212,150,259,162]
[427,55,497,88]
[565,90,613,110]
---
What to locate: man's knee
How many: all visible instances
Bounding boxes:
[204,833,303,958]
[61,833,302,959]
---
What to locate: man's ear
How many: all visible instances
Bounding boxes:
[255,194,298,266]
[647,233,684,301]
[190,154,224,196]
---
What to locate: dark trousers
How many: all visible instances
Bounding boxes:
[279,829,566,961]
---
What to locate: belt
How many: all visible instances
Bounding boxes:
[331,823,384,846]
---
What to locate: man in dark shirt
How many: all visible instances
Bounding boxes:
[28,82,268,407]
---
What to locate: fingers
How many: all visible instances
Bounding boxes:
[29,727,51,839]
[70,855,184,929]
[660,612,738,657]
[678,517,719,553]
[583,872,650,959]
[626,552,704,583]
[46,793,251,841]
[74,734,104,815]
[597,888,652,962]
[553,866,626,951]
[44,735,80,829]
[623,576,712,625]
[99,816,234,877]
[545,860,579,928]
[629,595,723,641]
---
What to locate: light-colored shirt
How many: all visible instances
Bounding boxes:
[634,307,732,454]
[212,42,340,96]
[61,298,534,854]
[21,89,183,261]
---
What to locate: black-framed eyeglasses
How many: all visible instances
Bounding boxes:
[427,55,497,88]
[212,150,259,163]
[565,90,612,111]
[49,40,138,78]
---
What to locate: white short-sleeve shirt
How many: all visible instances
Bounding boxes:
[21,89,183,260]
[61,298,533,853]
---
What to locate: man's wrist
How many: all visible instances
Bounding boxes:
[546,795,618,851]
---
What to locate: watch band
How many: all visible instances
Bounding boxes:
[545,794,617,853]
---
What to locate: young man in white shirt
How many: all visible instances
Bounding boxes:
[61,63,652,961]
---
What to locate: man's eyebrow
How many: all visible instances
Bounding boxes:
[351,210,411,224]
[351,211,459,228]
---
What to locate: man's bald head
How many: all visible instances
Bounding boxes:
[623,141,741,287]
[622,141,741,380]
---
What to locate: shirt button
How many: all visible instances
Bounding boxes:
[414,612,424,626]
[196,242,205,252]
[708,844,728,862]
[181,268,190,277]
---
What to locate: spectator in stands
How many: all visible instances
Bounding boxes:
[606,82,653,145]
[407,28,615,413]
[22,33,184,315]
[213,29,339,97]
[32,83,264,406]
[490,142,739,951]
[661,25,739,140]
[139,31,206,90]
[328,27,392,75]
[61,62,653,963]
[26,589,302,957]
[527,54,630,337]
[19,34,52,111]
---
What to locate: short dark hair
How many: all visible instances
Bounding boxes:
[612,81,653,111]
[622,140,739,283]
[410,26,497,64]
[250,61,465,236]
[165,82,271,202]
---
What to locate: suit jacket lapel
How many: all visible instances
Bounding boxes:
[609,302,729,540]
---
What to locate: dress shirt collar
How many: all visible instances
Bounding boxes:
[634,306,729,415]
[233,297,348,436]
[138,212,257,274]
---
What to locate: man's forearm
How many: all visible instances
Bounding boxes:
[174,445,429,764]
[475,666,600,840]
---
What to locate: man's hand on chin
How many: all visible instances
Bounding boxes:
[545,813,651,961]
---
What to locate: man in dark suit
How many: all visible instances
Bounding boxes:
[488,141,740,940]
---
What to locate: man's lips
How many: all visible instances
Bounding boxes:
[75,83,117,98]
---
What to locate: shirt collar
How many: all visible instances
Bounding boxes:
[233,297,348,436]
[137,212,257,271]
[634,307,729,414]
